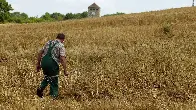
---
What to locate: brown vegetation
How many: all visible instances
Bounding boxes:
[0,7,196,109]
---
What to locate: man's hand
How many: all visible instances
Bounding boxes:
[60,56,68,76]
[36,64,41,73]
[64,70,68,76]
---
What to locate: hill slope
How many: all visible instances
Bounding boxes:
[0,7,196,110]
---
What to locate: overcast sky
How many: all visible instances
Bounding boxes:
[7,0,193,17]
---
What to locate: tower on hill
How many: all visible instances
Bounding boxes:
[88,3,100,18]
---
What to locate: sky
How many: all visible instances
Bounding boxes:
[7,0,193,17]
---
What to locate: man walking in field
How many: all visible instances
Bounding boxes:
[36,33,68,99]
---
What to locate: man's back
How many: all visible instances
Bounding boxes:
[41,39,65,64]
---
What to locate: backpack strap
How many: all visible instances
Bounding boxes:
[47,40,58,57]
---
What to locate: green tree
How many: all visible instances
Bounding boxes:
[81,11,88,18]
[41,12,53,21]
[27,17,44,23]
[103,12,125,17]
[20,12,28,19]
[64,11,88,20]
[0,0,13,23]
[74,13,82,19]
[10,12,21,17]
[50,12,64,21]
[10,12,28,19]
[9,12,28,23]
[64,13,74,20]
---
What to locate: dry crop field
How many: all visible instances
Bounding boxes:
[0,7,196,110]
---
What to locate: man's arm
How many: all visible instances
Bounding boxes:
[60,56,68,76]
[36,50,43,72]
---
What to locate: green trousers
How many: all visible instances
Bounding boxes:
[40,75,59,98]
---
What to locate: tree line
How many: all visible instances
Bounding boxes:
[0,0,125,23]
[8,11,89,23]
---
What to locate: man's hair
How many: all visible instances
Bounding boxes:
[56,33,65,39]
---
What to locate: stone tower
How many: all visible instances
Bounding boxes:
[88,3,100,18]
